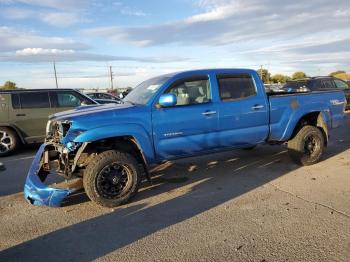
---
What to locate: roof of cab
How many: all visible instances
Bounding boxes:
[152,68,257,81]
[171,68,256,77]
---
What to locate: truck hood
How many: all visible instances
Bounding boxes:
[49,102,150,135]
[51,103,136,121]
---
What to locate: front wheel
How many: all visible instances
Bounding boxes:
[0,127,19,157]
[288,125,325,166]
[83,150,141,207]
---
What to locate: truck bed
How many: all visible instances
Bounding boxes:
[267,90,345,141]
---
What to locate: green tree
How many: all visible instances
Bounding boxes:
[1,81,17,90]
[257,68,271,83]
[271,74,291,83]
[329,70,346,77]
[292,72,307,80]
[334,73,350,80]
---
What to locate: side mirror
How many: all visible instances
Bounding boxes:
[158,93,177,107]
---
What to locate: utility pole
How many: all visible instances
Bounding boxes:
[259,65,263,81]
[109,65,114,90]
[53,61,58,88]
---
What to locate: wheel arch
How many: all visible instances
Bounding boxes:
[73,124,155,165]
[289,111,329,145]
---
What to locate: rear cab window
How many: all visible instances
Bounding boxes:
[217,74,256,101]
[322,80,336,89]
[283,80,309,90]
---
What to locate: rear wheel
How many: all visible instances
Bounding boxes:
[0,127,19,157]
[242,145,257,150]
[288,125,324,166]
[83,150,141,207]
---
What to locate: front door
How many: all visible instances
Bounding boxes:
[152,76,218,160]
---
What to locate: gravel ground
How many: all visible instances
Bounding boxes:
[0,114,349,262]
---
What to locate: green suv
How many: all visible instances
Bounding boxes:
[0,89,96,156]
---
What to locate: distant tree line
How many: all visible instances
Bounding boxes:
[0,81,17,90]
[2,70,350,89]
[259,69,350,84]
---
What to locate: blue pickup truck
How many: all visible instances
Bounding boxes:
[24,69,346,207]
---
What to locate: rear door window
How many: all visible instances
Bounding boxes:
[217,74,256,101]
[19,92,50,109]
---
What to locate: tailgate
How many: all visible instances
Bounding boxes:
[329,91,346,128]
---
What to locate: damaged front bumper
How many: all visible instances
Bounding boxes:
[24,143,78,207]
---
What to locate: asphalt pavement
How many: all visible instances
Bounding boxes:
[0,114,349,261]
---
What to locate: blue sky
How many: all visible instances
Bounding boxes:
[0,0,350,89]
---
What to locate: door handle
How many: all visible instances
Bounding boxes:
[251,105,264,110]
[16,113,26,116]
[202,110,217,116]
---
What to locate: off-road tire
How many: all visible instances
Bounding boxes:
[288,125,325,166]
[83,150,141,207]
[0,127,19,157]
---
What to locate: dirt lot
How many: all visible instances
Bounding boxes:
[0,114,349,262]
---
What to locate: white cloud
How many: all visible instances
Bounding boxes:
[84,0,350,48]
[15,48,75,55]
[120,7,148,17]
[0,47,189,63]
[0,0,90,27]
[186,0,263,23]
[41,12,87,27]
[1,7,87,27]
[1,7,34,19]
[0,26,89,52]
[110,1,148,17]
[0,0,88,10]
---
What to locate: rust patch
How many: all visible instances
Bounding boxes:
[290,99,299,109]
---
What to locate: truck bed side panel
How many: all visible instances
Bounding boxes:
[268,91,345,141]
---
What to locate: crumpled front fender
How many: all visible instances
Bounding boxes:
[23,144,77,207]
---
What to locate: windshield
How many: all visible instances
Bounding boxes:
[124,76,170,105]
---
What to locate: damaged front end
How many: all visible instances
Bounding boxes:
[24,120,89,207]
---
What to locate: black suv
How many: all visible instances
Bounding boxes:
[0,89,96,156]
[283,77,350,110]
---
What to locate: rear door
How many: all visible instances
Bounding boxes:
[216,73,269,148]
[8,91,55,142]
[152,76,218,159]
